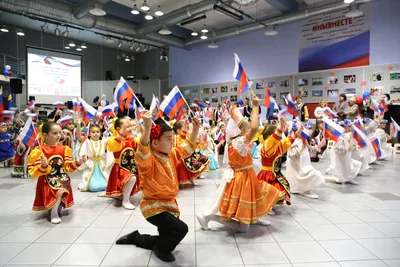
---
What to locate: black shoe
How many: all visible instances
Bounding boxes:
[116,230,140,245]
[153,246,175,262]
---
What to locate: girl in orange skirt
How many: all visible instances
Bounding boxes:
[197,96,284,232]
[28,122,86,224]
[104,117,140,210]
[257,118,300,207]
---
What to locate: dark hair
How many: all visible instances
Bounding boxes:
[41,122,58,134]
[88,124,102,139]
[114,117,128,130]
[155,118,172,135]
[173,121,184,134]
[384,93,391,101]
[340,93,347,100]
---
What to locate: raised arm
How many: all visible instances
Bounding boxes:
[189,116,201,145]
[140,110,152,146]
[246,95,260,141]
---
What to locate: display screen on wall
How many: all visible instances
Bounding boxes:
[27,46,82,103]
[299,8,370,72]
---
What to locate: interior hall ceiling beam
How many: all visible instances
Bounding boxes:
[73,0,112,19]
[264,0,299,12]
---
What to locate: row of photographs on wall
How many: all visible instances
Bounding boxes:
[201,86,400,104]
[198,72,400,95]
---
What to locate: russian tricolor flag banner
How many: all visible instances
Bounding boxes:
[27,113,38,122]
[79,97,97,124]
[233,53,251,95]
[72,98,82,112]
[371,137,382,159]
[351,124,369,149]
[323,107,336,120]
[265,85,277,109]
[114,77,135,111]
[160,86,186,119]
[149,95,160,120]
[53,101,65,109]
[17,117,37,147]
[102,105,115,118]
[323,118,344,142]
[282,93,298,117]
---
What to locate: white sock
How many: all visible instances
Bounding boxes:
[50,194,63,224]
[255,218,271,226]
[122,176,136,210]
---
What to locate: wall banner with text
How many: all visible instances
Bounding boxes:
[299,7,369,73]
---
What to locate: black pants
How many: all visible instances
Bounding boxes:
[135,212,188,253]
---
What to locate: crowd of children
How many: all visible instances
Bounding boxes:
[1,91,397,263]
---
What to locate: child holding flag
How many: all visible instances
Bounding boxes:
[116,111,200,262]
[375,119,394,159]
[28,121,86,224]
[0,122,15,167]
[104,117,140,210]
[197,96,284,232]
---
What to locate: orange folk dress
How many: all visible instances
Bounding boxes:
[174,133,209,185]
[28,144,80,211]
[105,136,140,197]
[219,136,284,224]
[135,140,195,219]
[257,128,296,205]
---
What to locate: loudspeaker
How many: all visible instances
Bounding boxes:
[10,79,23,94]
[66,101,73,110]
[105,71,113,80]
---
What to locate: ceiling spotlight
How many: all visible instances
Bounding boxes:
[208,40,218,48]
[62,28,69,37]
[65,46,70,49]
[116,54,121,60]
[200,33,207,40]
[145,12,153,20]
[264,25,278,36]
[158,25,171,35]
[16,28,25,36]
[155,5,163,16]
[141,0,150,11]
[131,55,136,60]
[344,0,354,3]
[80,43,87,49]
[40,22,48,32]
[117,40,122,48]
[131,4,140,15]
[136,46,141,52]
[345,4,363,18]
[125,56,130,62]
[76,47,83,51]
[201,24,208,33]
[191,28,198,36]
[89,3,106,16]
[143,46,148,52]
[54,26,61,36]
[0,25,9,33]
[68,40,76,47]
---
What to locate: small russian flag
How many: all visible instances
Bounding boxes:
[323,118,344,142]
[2,110,15,118]
[265,85,277,109]
[57,116,74,127]
[72,98,82,112]
[160,86,186,119]
[16,117,37,147]
[114,77,135,111]
[102,105,115,118]
[351,125,368,148]
[28,99,35,108]
[371,137,382,158]
[323,107,336,120]
[149,95,160,120]
[176,107,185,121]
[391,117,399,137]
[215,132,224,143]
[27,113,38,122]
[233,53,251,95]
[282,93,298,117]
[79,97,97,124]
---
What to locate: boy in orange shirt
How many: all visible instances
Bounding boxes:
[116,110,201,262]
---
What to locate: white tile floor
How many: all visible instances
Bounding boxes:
[0,155,400,267]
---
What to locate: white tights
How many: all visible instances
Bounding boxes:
[50,194,63,224]
[122,175,136,210]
